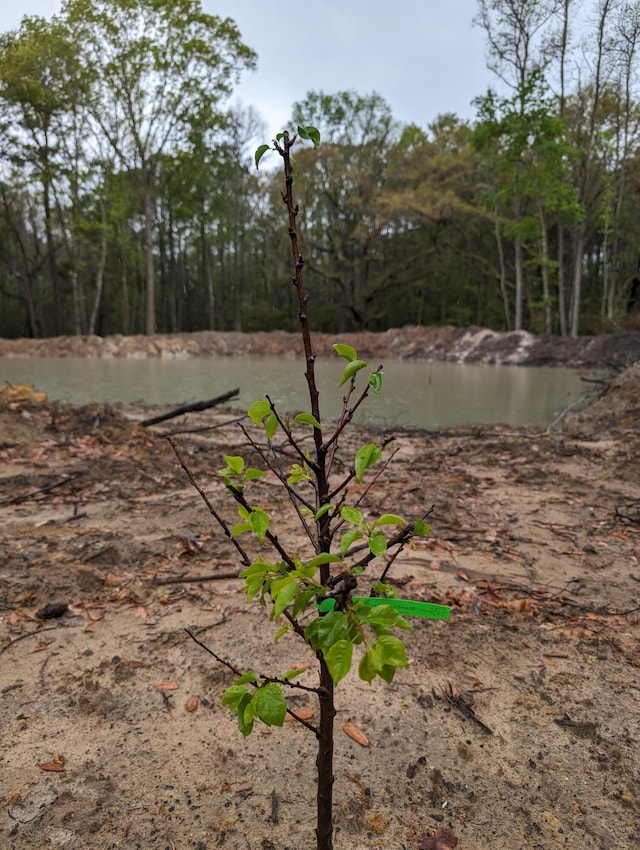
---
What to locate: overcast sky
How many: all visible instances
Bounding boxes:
[1,1,495,136]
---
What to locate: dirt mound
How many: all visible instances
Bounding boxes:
[2,325,640,368]
[564,361,640,435]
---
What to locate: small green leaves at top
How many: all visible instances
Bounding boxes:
[413,518,431,536]
[333,343,358,362]
[373,514,407,528]
[368,371,383,395]
[255,143,271,169]
[297,124,321,148]
[217,455,265,489]
[248,399,271,423]
[339,359,367,386]
[368,532,387,557]
[294,412,322,430]
[247,399,279,440]
[354,443,382,484]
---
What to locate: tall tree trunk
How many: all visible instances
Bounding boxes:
[1,185,39,337]
[538,205,552,334]
[316,658,335,850]
[43,181,63,335]
[570,225,585,337]
[143,181,156,335]
[557,228,568,336]
[494,213,511,331]
[200,214,215,329]
[88,207,108,335]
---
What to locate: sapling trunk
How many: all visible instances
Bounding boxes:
[278,131,336,849]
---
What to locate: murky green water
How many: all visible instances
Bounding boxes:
[0,356,597,429]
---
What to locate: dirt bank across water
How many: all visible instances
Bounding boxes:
[1,324,640,368]
[0,361,639,849]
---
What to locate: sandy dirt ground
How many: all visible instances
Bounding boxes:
[0,346,639,850]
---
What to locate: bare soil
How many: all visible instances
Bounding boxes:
[1,334,639,850]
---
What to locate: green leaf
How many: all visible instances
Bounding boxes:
[245,468,265,481]
[270,576,298,620]
[248,399,271,424]
[274,624,293,642]
[368,532,387,557]
[240,558,271,600]
[306,552,342,568]
[340,506,363,525]
[287,463,311,486]
[373,514,407,528]
[292,586,320,618]
[359,603,410,631]
[282,667,306,681]
[249,508,270,542]
[376,634,408,668]
[333,343,357,362]
[221,683,249,711]
[294,412,322,429]
[354,443,381,484]
[265,413,278,440]
[235,670,258,685]
[297,124,320,147]
[231,521,252,538]
[378,664,398,684]
[358,649,377,684]
[224,456,244,475]
[413,519,431,536]
[255,143,270,169]
[371,580,397,598]
[255,683,287,726]
[339,359,367,386]
[305,610,346,651]
[238,692,256,735]
[340,528,363,556]
[314,502,333,521]
[368,371,383,395]
[324,639,353,685]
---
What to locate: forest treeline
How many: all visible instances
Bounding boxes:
[1,0,640,339]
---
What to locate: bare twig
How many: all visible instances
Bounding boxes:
[1,471,84,506]
[167,437,251,567]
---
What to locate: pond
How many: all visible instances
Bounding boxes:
[0,356,597,429]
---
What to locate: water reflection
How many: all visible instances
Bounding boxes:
[0,356,595,429]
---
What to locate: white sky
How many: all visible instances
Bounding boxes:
[1,1,494,136]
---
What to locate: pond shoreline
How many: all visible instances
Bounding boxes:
[1,324,639,368]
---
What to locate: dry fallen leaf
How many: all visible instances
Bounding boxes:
[38,754,65,772]
[418,827,458,850]
[154,680,178,690]
[185,695,199,712]
[285,708,315,722]
[343,721,369,747]
[290,661,311,671]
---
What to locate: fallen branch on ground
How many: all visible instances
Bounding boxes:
[139,388,240,427]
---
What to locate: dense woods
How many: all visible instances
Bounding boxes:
[1,0,639,339]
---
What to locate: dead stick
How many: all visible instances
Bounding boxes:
[139,388,240,427]
[154,571,241,586]
[0,626,58,656]
[1,472,84,506]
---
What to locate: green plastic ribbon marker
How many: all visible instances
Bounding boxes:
[316,596,450,620]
